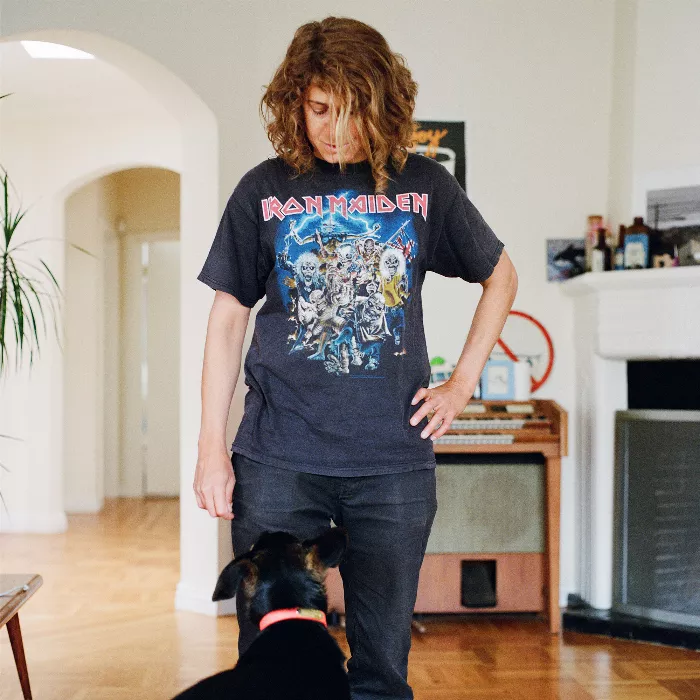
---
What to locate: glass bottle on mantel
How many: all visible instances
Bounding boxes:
[591,228,612,272]
[614,225,626,270]
[624,216,651,269]
[585,215,604,271]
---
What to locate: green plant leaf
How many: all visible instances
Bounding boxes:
[69,242,96,258]
[13,270,54,368]
[9,235,75,255]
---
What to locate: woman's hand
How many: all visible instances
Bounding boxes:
[410,378,475,441]
[193,448,235,520]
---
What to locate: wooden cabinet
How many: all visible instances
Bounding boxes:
[326,400,567,634]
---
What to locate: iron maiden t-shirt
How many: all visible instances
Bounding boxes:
[198,153,504,476]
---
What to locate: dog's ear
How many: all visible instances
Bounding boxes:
[303,527,348,569]
[212,554,254,602]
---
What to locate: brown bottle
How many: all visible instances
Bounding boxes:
[591,228,612,272]
[614,225,626,270]
[624,216,651,269]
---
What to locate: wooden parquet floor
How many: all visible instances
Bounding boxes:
[1,498,699,699]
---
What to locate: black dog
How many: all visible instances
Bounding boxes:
[172,527,350,699]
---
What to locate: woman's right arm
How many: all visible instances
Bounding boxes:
[194,290,252,520]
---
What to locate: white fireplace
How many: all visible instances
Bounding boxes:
[562,266,700,609]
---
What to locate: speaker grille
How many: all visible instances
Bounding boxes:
[427,456,544,554]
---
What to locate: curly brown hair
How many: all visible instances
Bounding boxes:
[260,17,418,193]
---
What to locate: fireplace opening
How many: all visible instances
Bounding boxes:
[613,410,700,630]
[628,359,700,410]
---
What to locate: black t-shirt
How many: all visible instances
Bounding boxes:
[198,153,504,476]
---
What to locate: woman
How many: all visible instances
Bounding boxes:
[194,16,517,700]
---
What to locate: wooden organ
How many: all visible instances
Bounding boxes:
[325,399,567,634]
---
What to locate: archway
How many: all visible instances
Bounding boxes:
[0,30,222,615]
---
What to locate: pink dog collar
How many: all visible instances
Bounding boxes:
[259,608,328,631]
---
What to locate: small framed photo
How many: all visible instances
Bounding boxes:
[480,360,516,400]
[547,238,585,281]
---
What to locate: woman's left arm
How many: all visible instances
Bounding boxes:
[410,249,518,440]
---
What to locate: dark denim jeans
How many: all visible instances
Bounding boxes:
[231,452,437,700]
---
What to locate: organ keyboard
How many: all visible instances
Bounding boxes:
[433,400,567,454]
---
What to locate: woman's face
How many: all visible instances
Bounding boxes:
[303,84,364,164]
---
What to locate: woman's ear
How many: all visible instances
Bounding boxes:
[303,527,348,569]
[212,554,254,601]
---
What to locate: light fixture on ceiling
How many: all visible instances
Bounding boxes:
[21,41,94,60]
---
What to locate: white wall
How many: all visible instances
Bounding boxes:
[108,169,181,498]
[634,1,700,174]
[605,0,700,231]
[0,113,182,531]
[607,0,638,231]
[65,172,181,509]
[607,0,700,228]
[64,177,118,512]
[103,192,121,499]
[120,227,180,498]
[145,238,180,496]
[630,0,700,215]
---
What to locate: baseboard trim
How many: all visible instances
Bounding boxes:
[218,597,237,616]
[563,606,700,650]
[0,510,68,533]
[65,500,103,514]
[175,581,238,617]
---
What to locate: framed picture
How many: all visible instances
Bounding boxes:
[547,238,585,281]
[411,120,466,191]
[480,360,516,400]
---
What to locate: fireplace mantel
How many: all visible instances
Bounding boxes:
[563,267,700,360]
[562,265,700,295]
[560,266,700,609]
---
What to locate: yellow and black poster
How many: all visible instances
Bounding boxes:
[411,120,466,192]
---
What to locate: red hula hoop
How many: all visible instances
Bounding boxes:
[495,310,554,393]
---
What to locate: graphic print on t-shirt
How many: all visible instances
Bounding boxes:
[262,190,428,377]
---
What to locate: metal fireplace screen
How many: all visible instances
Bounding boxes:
[613,410,700,628]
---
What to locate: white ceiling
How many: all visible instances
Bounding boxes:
[0,40,171,120]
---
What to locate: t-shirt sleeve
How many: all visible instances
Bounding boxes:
[427,175,504,283]
[197,187,268,308]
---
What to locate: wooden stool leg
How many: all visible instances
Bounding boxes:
[7,614,33,699]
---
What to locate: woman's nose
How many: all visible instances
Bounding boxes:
[328,114,338,140]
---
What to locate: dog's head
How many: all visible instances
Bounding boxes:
[212,527,348,625]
